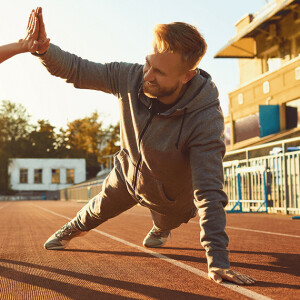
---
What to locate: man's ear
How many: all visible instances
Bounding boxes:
[182,69,197,84]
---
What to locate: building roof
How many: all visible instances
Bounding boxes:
[214,0,298,58]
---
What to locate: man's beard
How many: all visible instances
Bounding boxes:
[142,80,179,99]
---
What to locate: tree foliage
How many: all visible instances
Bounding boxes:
[99,122,120,166]
[0,101,31,193]
[67,112,104,157]
[26,120,58,157]
[0,100,120,194]
[0,100,31,144]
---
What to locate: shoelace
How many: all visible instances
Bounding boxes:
[55,224,73,239]
[151,227,170,238]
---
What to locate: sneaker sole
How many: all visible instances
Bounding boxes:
[143,239,168,248]
[44,240,69,250]
[143,244,164,248]
[44,244,67,250]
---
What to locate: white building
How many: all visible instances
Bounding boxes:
[8,158,86,194]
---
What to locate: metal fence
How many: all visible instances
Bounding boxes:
[61,137,300,215]
[224,137,300,215]
[60,179,104,201]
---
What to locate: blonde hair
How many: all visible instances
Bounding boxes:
[153,22,207,70]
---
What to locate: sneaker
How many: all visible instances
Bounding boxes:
[143,226,170,248]
[44,222,86,250]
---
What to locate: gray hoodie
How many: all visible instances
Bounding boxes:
[37,44,230,270]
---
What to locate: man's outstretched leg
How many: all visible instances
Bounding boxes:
[44,168,137,250]
[143,205,198,248]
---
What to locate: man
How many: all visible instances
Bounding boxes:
[32,7,255,285]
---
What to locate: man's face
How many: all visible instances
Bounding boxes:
[142,51,187,104]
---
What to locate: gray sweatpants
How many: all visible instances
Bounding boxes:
[71,167,197,232]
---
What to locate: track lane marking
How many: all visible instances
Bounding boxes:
[190,221,300,239]
[34,204,273,300]
[224,226,300,239]
[123,212,300,238]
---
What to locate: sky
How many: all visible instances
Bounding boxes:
[0,0,269,130]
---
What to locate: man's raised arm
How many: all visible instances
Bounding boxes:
[33,7,124,95]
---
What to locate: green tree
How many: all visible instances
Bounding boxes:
[65,111,108,178]
[0,100,31,193]
[0,100,31,146]
[66,112,104,157]
[99,122,120,167]
[27,120,57,157]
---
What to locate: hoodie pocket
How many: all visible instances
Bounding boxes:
[136,168,175,208]
[116,149,175,207]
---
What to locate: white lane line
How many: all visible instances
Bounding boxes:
[225,226,300,239]
[190,221,300,239]
[34,204,273,300]
[123,212,300,239]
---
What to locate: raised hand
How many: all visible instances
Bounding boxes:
[35,7,50,54]
[22,9,39,53]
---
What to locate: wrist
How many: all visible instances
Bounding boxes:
[17,39,29,53]
[32,51,47,57]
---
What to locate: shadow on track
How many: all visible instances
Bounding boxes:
[63,248,207,264]
[0,258,220,300]
[62,247,300,281]
[152,246,300,277]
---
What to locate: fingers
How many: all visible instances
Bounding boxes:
[36,6,42,14]
[27,11,34,33]
[229,270,256,285]
[221,270,246,285]
[36,6,46,34]
[32,13,39,36]
[209,269,256,285]
[238,273,256,285]
[27,10,34,30]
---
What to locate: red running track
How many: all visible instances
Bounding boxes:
[0,200,299,300]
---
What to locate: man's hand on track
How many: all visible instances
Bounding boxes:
[209,268,256,285]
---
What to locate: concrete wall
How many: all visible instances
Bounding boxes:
[8,158,86,191]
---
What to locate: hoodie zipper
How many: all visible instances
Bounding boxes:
[133,107,154,194]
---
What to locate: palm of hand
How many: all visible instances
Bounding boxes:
[35,7,50,54]
[23,10,39,53]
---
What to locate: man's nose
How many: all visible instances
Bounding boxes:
[144,67,155,82]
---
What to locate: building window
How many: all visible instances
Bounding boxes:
[263,81,270,94]
[19,168,28,183]
[34,169,43,184]
[52,169,60,184]
[286,98,300,127]
[66,169,75,184]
